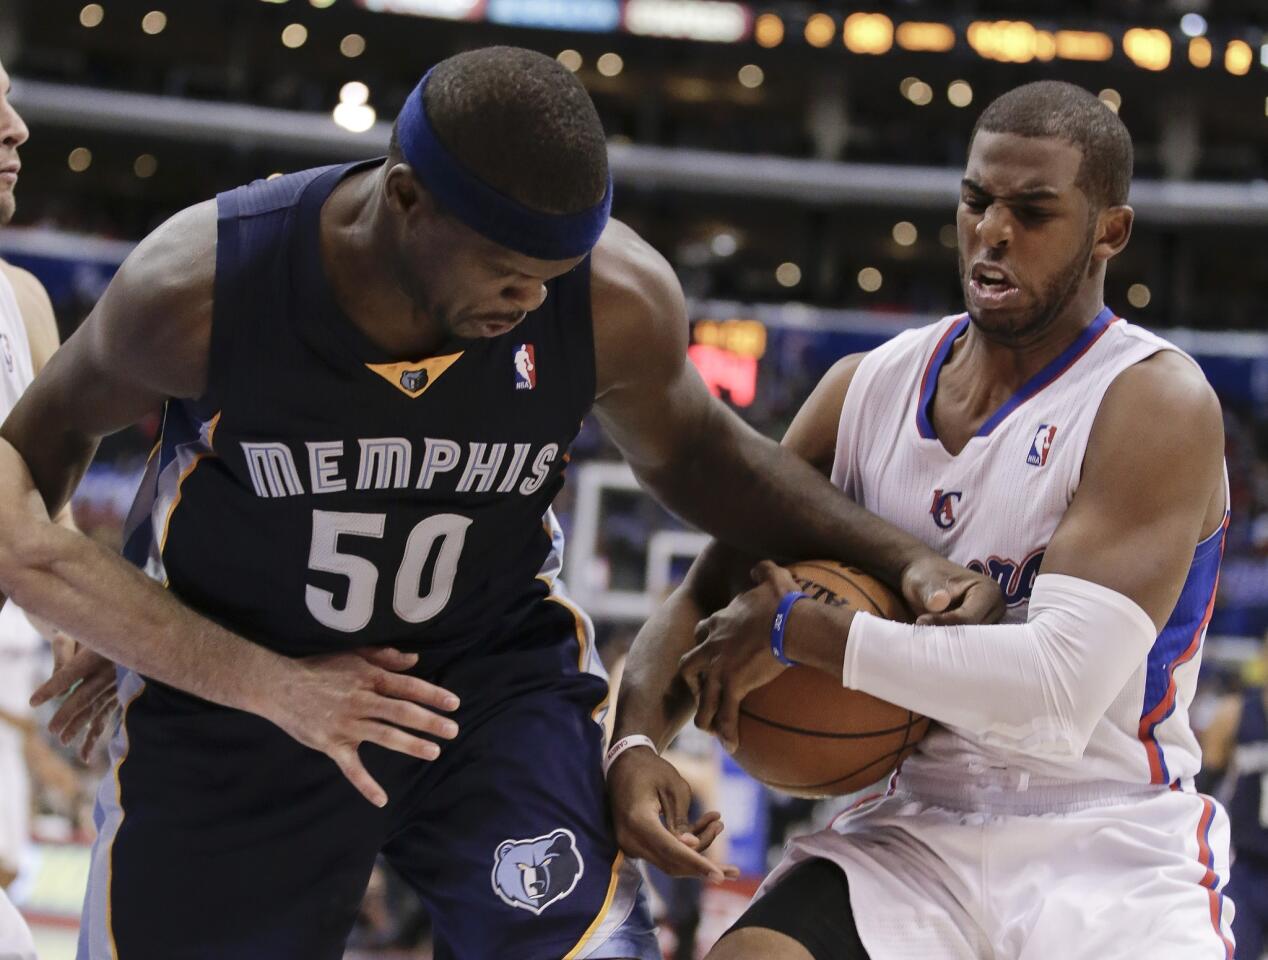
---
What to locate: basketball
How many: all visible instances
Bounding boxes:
[731,561,930,798]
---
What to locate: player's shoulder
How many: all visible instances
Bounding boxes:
[1102,339,1220,427]
[588,218,688,373]
[0,257,58,366]
[107,200,217,331]
[81,201,216,390]
[0,258,45,299]
[589,217,680,320]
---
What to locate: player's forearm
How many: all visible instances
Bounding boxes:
[644,415,930,588]
[614,586,709,751]
[0,416,99,521]
[0,518,289,715]
[837,574,1156,760]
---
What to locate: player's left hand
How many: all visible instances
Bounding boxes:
[30,646,120,762]
[680,560,800,752]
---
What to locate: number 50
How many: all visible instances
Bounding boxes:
[305,509,472,633]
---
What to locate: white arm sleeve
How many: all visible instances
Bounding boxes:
[842,573,1157,760]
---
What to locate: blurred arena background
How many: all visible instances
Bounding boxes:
[0,1,1265,957]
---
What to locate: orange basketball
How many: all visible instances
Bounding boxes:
[731,560,930,798]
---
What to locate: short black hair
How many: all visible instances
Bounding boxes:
[969,81,1133,208]
[390,46,608,216]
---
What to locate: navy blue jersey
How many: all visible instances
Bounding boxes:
[122,160,596,658]
[1224,686,1268,862]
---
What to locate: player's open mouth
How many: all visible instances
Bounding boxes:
[969,264,1020,306]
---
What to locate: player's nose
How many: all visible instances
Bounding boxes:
[0,96,29,149]
[975,204,1012,248]
[501,280,548,314]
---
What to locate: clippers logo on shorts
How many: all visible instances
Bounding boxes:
[491,829,583,915]
[514,343,537,391]
[1027,424,1058,467]
[929,489,962,530]
[0,333,12,374]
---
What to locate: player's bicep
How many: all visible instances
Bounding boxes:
[590,225,720,477]
[780,353,865,473]
[0,201,215,507]
[1040,353,1224,630]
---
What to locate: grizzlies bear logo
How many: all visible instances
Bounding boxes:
[400,368,429,393]
[491,829,584,915]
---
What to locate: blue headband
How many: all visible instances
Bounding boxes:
[395,69,612,261]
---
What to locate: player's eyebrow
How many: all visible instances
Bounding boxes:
[961,178,1061,202]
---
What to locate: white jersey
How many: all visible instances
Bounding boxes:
[0,268,34,413]
[0,266,39,958]
[831,307,1225,787]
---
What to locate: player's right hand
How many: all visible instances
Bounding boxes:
[30,646,120,762]
[266,646,460,808]
[900,554,1005,626]
[606,746,739,883]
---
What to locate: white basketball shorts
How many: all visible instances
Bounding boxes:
[0,888,35,960]
[757,772,1236,960]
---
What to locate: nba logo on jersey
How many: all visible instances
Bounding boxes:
[929,489,962,530]
[1026,424,1058,467]
[0,333,11,374]
[514,343,536,391]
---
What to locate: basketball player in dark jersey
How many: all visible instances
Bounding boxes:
[0,48,999,958]
[1202,636,1268,959]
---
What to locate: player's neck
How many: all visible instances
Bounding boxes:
[320,168,449,358]
[931,289,1106,451]
[959,288,1107,393]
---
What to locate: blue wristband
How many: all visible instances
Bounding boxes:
[770,591,808,667]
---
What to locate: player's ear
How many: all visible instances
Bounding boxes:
[1092,204,1133,263]
[383,163,436,220]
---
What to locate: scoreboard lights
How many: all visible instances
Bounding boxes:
[623,0,751,42]
[1123,28,1171,71]
[689,318,767,408]
[693,318,767,358]
[349,0,1266,79]
[895,21,956,53]
[357,0,485,20]
[488,0,620,32]
[843,13,893,55]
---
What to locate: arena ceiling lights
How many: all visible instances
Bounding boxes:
[349,0,1266,76]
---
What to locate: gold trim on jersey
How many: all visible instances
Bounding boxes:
[562,852,625,960]
[365,352,464,398]
[158,411,222,556]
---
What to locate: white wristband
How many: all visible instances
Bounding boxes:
[603,734,657,776]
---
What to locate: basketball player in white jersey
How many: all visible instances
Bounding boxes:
[0,56,47,960]
[609,81,1234,959]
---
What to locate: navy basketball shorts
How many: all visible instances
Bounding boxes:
[1228,853,1268,960]
[75,606,657,959]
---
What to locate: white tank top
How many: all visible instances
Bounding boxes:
[0,267,35,416]
[831,308,1224,786]
[0,267,42,721]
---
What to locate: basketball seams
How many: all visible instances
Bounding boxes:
[738,705,922,740]
[760,739,924,794]
[733,560,930,796]
[792,563,884,615]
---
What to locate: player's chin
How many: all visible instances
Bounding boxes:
[965,294,1033,333]
[0,194,14,226]
[460,314,527,339]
